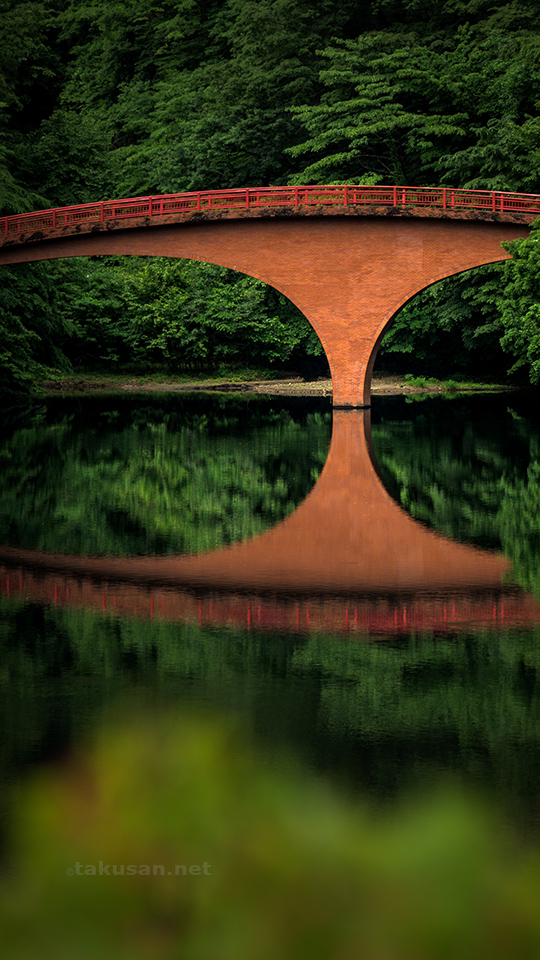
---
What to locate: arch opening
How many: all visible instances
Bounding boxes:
[0,254,329,391]
[371,262,510,390]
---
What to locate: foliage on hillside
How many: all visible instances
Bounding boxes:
[1,0,540,393]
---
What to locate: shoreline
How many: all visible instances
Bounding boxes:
[38,373,512,398]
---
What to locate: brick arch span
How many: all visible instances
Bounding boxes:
[1,201,535,406]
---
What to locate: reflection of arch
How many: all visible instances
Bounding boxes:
[2,410,538,636]
[1,196,534,406]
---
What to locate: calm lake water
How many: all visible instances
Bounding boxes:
[1,389,540,842]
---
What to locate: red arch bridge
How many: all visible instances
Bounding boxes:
[1,184,539,407]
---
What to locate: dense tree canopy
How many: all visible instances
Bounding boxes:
[1,0,540,393]
[289,9,540,190]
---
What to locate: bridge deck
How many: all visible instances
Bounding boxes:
[2,185,540,247]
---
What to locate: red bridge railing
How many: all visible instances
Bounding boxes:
[3,184,540,240]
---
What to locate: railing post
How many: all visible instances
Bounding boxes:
[344,185,348,205]
[196,192,201,212]
[294,185,299,206]
[492,192,496,212]
[500,192,504,213]
[393,185,397,206]
[52,210,56,228]
[401,188,406,207]
[100,202,104,221]
[442,188,446,210]
[246,188,250,209]
[451,190,455,209]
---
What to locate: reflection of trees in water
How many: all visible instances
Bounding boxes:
[371,396,540,594]
[2,596,540,831]
[0,397,331,556]
[3,395,540,826]
[293,629,540,815]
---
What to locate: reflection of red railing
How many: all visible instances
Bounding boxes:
[2,565,540,637]
[3,185,540,240]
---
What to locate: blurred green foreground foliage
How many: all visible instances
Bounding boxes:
[2,710,540,960]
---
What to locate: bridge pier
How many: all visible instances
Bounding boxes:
[326,337,382,408]
[0,212,531,406]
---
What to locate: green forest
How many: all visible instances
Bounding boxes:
[2,0,540,395]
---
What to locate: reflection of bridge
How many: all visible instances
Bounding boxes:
[1,185,538,407]
[1,411,539,636]
[1,565,538,637]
